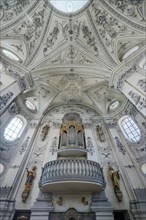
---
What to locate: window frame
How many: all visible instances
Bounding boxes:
[3,115,27,142]
[118,116,141,143]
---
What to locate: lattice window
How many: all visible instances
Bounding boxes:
[4,116,25,141]
[121,117,141,142]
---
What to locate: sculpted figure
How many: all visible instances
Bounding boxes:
[109,166,123,201]
[96,124,105,142]
[21,166,36,202]
[41,124,49,141]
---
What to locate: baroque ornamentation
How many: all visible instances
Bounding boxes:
[0,0,31,23]
[116,67,136,90]
[21,166,37,202]
[59,74,85,103]
[109,166,123,201]
[97,0,145,32]
[91,2,128,52]
[128,90,146,110]
[86,137,95,156]
[106,0,145,23]
[12,4,46,55]
[82,25,98,55]
[137,79,146,92]
[40,124,50,141]
[7,67,28,91]
[91,85,107,101]
[19,137,30,155]
[96,124,105,142]
[0,186,12,198]
[0,91,13,111]
[115,137,126,155]
[51,45,93,64]
[61,19,81,41]
[43,25,59,56]
[50,137,58,155]
[8,102,19,115]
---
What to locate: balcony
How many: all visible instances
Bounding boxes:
[39,159,105,193]
[57,146,87,157]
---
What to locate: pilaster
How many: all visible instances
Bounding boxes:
[91,191,114,220]
[30,191,53,220]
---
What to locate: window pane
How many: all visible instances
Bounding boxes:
[4,116,24,141]
[121,117,141,142]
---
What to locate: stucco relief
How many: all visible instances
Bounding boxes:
[11,2,48,56]
[0,0,31,23]
[6,67,28,91]
[51,45,93,64]
[61,19,81,41]
[137,79,146,92]
[91,85,107,101]
[90,2,128,52]
[59,75,85,103]
[106,0,145,24]
[82,25,98,55]
[128,90,146,110]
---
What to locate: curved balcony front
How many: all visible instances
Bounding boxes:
[57,146,87,156]
[39,159,105,193]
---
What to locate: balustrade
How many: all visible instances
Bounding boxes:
[39,159,105,192]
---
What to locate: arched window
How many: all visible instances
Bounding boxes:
[119,116,141,143]
[4,116,26,141]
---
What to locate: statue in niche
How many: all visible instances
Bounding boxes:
[21,166,36,202]
[41,124,49,141]
[96,124,105,142]
[109,166,123,201]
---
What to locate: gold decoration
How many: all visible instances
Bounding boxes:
[21,166,36,203]
[109,166,123,201]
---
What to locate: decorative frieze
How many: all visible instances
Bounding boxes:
[19,137,30,155]
[8,102,19,115]
[7,67,28,91]
[128,90,146,110]
[62,19,81,41]
[0,91,13,111]
[117,67,136,90]
[50,137,58,155]
[115,137,126,155]
[137,79,146,92]
[82,25,98,55]
[43,25,59,55]
[86,137,95,156]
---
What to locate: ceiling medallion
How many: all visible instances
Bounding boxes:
[49,0,91,14]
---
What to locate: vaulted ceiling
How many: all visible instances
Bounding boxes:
[0,0,145,117]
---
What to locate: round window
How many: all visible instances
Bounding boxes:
[49,0,91,13]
